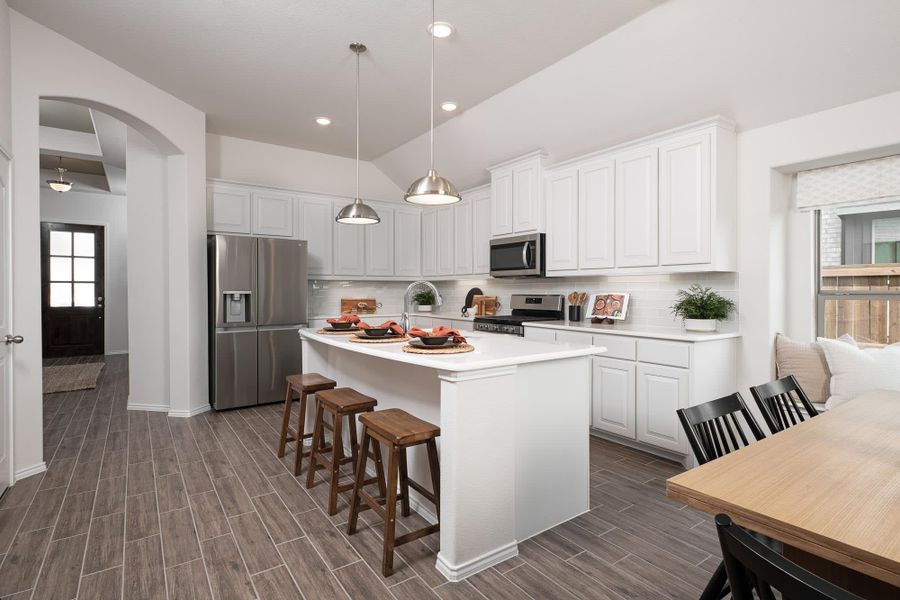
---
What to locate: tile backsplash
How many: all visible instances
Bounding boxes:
[309,273,739,332]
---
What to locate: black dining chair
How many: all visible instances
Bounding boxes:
[750,375,818,434]
[715,514,864,600]
[677,393,767,600]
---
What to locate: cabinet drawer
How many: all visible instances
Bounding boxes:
[557,331,593,345]
[637,339,690,368]
[591,334,636,361]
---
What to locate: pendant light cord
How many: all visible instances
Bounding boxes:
[355,44,361,203]
[430,0,435,172]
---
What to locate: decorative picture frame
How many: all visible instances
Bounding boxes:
[586,293,630,321]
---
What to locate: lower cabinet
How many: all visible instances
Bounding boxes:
[592,357,636,439]
[635,363,689,453]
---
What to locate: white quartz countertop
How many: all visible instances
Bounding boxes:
[525,320,742,342]
[299,328,603,372]
[309,311,475,322]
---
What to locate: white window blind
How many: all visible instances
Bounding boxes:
[795,154,900,210]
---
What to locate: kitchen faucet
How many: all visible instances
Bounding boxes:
[400,280,443,334]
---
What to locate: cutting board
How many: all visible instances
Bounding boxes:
[341,298,378,315]
[472,295,498,316]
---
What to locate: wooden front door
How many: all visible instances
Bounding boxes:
[41,223,105,357]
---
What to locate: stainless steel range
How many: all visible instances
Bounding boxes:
[473,294,564,336]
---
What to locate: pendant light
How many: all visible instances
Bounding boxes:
[336,42,380,225]
[47,156,73,193]
[404,0,460,205]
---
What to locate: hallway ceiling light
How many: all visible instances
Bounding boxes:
[47,157,73,193]
[336,42,380,225]
[405,0,461,206]
[315,116,332,126]
[440,101,457,112]
[427,21,454,38]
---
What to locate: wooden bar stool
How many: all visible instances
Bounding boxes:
[276,373,336,476]
[305,388,386,515]
[347,408,440,577]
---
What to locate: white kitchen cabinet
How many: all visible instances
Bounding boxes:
[545,168,579,271]
[421,208,438,277]
[615,146,659,267]
[489,152,547,238]
[636,363,689,453]
[333,201,365,276]
[454,200,473,275]
[298,195,334,275]
[579,159,616,270]
[394,207,422,278]
[592,357,636,439]
[365,204,394,277]
[524,327,556,343]
[436,205,455,275]
[208,184,252,234]
[659,132,711,266]
[472,188,491,275]
[251,190,295,238]
[490,170,513,237]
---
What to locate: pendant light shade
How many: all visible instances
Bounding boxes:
[47,157,73,193]
[405,0,460,206]
[336,42,380,225]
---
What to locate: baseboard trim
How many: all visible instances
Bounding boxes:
[127,402,170,413]
[435,541,519,582]
[104,350,129,356]
[168,404,211,418]
[15,462,47,481]
[589,429,688,466]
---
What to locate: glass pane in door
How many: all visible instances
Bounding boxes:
[73,232,95,257]
[50,230,72,255]
[73,283,95,307]
[73,258,94,282]
[50,257,72,281]
[50,283,72,307]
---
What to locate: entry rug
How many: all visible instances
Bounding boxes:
[42,362,105,394]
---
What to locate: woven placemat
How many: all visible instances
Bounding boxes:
[316,328,360,335]
[401,343,475,355]
[348,335,410,344]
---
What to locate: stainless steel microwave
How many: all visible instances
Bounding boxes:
[490,233,545,277]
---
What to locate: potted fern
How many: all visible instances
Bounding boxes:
[671,284,736,332]
[414,289,436,312]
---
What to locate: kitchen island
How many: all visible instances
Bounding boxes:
[299,328,605,581]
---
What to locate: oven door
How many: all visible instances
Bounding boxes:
[490,233,544,277]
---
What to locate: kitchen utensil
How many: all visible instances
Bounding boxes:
[462,287,484,317]
[568,305,583,321]
[472,295,498,316]
[340,298,380,315]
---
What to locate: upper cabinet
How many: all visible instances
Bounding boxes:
[453,200,474,275]
[298,195,334,275]
[471,186,492,275]
[489,151,547,238]
[333,200,365,277]
[208,183,252,234]
[421,208,438,277]
[615,146,659,268]
[394,207,422,278]
[545,168,579,271]
[436,205,455,276]
[579,159,615,270]
[252,190,295,238]
[364,203,394,277]
[659,132,711,266]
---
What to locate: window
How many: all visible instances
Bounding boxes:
[48,229,96,307]
[817,204,900,343]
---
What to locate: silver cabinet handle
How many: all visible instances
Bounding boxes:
[4,334,24,345]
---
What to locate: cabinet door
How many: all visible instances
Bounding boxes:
[592,357,636,439]
[579,159,615,269]
[298,196,333,275]
[421,208,438,276]
[523,327,556,342]
[394,207,422,278]
[208,184,251,234]
[365,205,394,277]
[436,205,455,275]
[615,147,658,267]
[332,201,365,276]
[636,363,688,453]
[252,191,295,237]
[491,169,513,236]
[512,162,541,233]
[473,191,491,274]
[453,200,473,275]
[546,169,579,271]
[659,132,711,266]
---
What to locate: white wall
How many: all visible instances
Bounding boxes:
[0,0,10,151]
[39,188,128,354]
[207,133,404,203]
[11,11,207,477]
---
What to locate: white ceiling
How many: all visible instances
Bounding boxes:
[9,0,663,160]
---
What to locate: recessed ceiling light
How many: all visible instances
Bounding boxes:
[315,117,332,126]
[427,21,454,38]
[440,101,457,112]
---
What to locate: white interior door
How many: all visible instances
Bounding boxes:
[0,154,13,494]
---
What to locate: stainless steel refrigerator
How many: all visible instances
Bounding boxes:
[208,235,308,410]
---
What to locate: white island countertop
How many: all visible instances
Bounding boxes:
[299,328,603,372]
[525,320,742,342]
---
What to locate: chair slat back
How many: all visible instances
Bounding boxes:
[750,375,818,433]
[714,514,864,600]
[677,393,766,465]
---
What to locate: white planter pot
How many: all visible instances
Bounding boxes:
[417,305,433,312]
[684,318,717,332]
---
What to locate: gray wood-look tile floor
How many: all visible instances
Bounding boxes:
[0,353,721,599]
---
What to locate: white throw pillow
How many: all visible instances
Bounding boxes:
[817,338,900,408]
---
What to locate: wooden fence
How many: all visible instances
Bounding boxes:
[820,263,900,343]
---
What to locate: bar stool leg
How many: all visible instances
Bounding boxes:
[426,440,440,520]
[292,390,309,476]
[305,401,325,489]
[327,413,344,515]
[347,426,370,536]
[398,450,411,517]
[382,445,400,577]
[372,439,387,500]
[277,383,294,458]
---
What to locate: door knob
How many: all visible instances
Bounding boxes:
[4,334,24,345]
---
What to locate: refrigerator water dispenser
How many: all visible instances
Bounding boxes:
[223,291,251,323]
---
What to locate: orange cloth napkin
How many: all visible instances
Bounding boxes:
[408,325,466,344]
[327,314,360,324]
[358,320,404,336]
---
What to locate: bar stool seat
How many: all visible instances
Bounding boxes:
[277,373,337,477]
[347,408,440,577]
[286,373,337,393]
[318,388,377,412]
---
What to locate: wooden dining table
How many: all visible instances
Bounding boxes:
[666,389,900,599]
